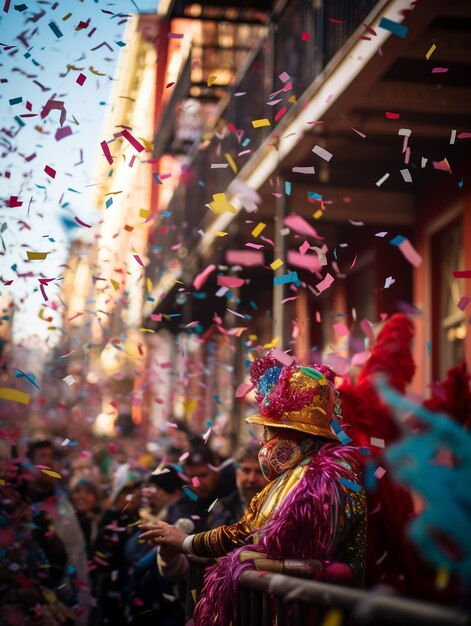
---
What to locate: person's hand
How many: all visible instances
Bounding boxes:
[139,522,188,552]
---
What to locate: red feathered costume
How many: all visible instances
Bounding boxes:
[340,313,468,602]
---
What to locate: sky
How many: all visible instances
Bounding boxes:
[0,0,158,348]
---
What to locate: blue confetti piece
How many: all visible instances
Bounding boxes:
[14,116,25,127]
[183,486,198,501]
[285,181,292,196]
[390,234,406,246]
[162,211,172,217]
[308,191,323,200]
[330,419,353,445]
[48,21,63,38]
[378,17,408,39]
[274,271,299,286]
[153,173,162,185]
[116,41,126,47]
[426,340,432,354]
[242,137,251,147]
[9,97,22,105]
[105,197,113,209]
[458,179,463,188]
[338,477,362,492]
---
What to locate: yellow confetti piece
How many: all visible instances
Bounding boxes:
[140,209,151,219]
[47,325,57,330]
[0,387,31,404]
[252,118,270,128]
[207,75,217,86]
[224,152,238,174]
[251,222,266,237]
[249,334,258,341]
[110,279,120,292]
[270,258,283,270]
[209,193,237,215]
[139,328,155,333]
[27,251,48,260]
[313,209,323,219]
[41,469,62,479]
[140,138,154,151]
[39,309,53,322]
[321,609,343,626]
[191,589,197,604]
[263,336,279,349]
[0,478,5,486]
[436,568,450,589]
[212,231,228,237]
[288,95,297,103]
[426,43,436,60]
[146,278,153,293]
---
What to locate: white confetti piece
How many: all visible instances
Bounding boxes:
[312,144,333,162]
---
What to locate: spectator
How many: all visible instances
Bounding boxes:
[208,442,267,527]
[92,464,142,626]
[123,466,186,625]
[69,472,103,559]
[26,439,90,623]
[165,444,236,533]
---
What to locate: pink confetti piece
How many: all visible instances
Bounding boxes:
[245,243,264,250]
[226,250,264,267]
[76,73,86,86]
[133,254,144,267]
[385,111,400,119]
[284,214,324,239]
[227,308,245,319]
[302,32,310,41]
[274,106,287,122]
[432,158,451,173]
[453,270,471,278]
[333,322,350,337]
[287,250,321,272]
[44,165,56,178]
[121,129,145,153]
[432,67,448,73]
[168,32,184,38]
[235,382,253,398]
[316,273,334,293]
[193,264,216,290]
[457,132,471,139]
[312,144,333,161]
[360,318,374,342]
[292,166,315,174]
[74,216,92,228]
[398,239,422,267]
[351,127,366,138]
[151,313,162,321]
[217,276,245,288]
[349,219,364,226]
[279,71,290,83]
[351,350,371,367]
[299,240,310,255]
[271,347,294,366]
[457,297,470,310]
[101,140,113,165]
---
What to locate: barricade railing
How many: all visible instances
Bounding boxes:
[237,571,471,626]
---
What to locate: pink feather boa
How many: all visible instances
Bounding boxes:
[193,444,360,625]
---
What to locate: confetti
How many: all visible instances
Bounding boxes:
[375,172,390,187]
[48,21,63,38]
[426,43,436,60]
[273,271,298,286]
[312,145,333,162]
[0,387,30,404]
[27,251,48,260]
[62,375,75,386]
[252,118,270,128]
[121,129,145,152]
[378,17,408,39]
[44,165,56,178]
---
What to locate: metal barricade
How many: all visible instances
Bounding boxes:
[237,571,470,626]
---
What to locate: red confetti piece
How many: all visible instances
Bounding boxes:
[385,111,400,119]
[44,165,56,178]
[8,195,22,207]
[166,82,175,88]
[3,0,11,13]
[453,270,471,278]
[328,17,345,24]
[100,140,113,165]
[301,32,310,41]
[74,216,92,228]
[274,106,287,122]
[76,73,86,86]
[133,254,144,267]
[121,129,145,153]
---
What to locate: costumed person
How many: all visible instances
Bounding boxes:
[140,356,367,625]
